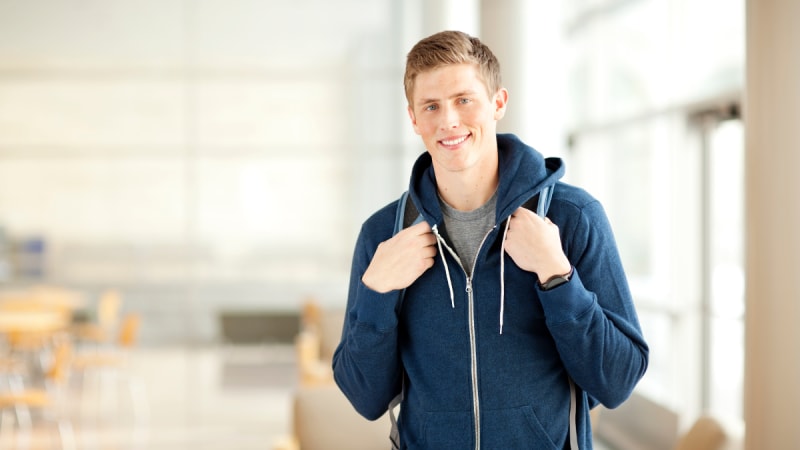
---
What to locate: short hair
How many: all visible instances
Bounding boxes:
[404,30,502,107]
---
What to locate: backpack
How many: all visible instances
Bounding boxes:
[387,185,579,450]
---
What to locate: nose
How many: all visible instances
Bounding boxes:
[439,105,459,130]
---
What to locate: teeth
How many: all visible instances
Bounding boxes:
[441,135,468,146]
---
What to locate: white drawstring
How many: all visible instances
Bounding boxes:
[431,225,455,308]
[499,217,512,334]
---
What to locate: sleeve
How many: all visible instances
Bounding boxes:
[538,199,649,408]
[331,222,405,421]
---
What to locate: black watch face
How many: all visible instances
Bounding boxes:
[543,276,568,290]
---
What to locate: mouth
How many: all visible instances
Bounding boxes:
[438,133,471,148]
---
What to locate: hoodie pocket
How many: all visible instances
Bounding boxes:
[419,410,472,450]
[416,406,561,450]
[479,405,561,450]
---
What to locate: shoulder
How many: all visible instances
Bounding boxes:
[358,197,402,244]
[548,181,614,237]
[548,182,618,256]
[549,181,604,217]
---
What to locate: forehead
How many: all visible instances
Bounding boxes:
[411,64,489,102]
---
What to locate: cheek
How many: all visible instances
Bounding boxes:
[415,117,437,136]
[462,108,489,125]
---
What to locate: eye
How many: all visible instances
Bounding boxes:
[424,104,438,112]
[458,98,471,105]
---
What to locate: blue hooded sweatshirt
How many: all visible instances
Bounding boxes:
[333,134,649,449]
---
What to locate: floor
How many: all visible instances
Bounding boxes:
[1,344,617,450]
[0,344,296,450]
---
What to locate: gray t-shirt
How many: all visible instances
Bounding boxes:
[438,191,497,276]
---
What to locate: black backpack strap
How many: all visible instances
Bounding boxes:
[393,191,409,235]
[522,185,554,218]
[389,190,421,449]
[394,190,422,235]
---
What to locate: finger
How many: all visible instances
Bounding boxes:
[414,232,436,246]
[404,220,433,236]
[407,220,431,233]
[515,206,533,216]
[421,245,438,256]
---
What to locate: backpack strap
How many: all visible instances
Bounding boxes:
[393,191,410,235]
[389,190,418,449]
[521,185,554,218]
[395,190,422,234]
[528,185,581,450]
[569,378,579,449]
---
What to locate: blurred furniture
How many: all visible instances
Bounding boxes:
[593,397,733,450]
[273,299,392,450]
[72,289,122,347]
[295,301,340,385]
[0,286,79,339]
[274,383,392,450]
[0,292,74,387]
[72,313,141,369]
[591,392,679,450]
[673,415,728,450]
[71,312,148,425]
[0,336,75,450]
[219,310,299,344]
[0,310,69,335]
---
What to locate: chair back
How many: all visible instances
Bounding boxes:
[45,338,73,384]
[117,313,141,348]
[97,290,122,329]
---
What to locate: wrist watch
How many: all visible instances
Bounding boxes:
[539,267,573,291]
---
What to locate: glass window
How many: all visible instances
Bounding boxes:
[563,0,745,427]
[706,119,744,419]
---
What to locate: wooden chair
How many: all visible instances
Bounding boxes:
[0,337,76,450]
[72,289,122,347]
[72,313,140,368]
[71,313,148,425]
[295,300,338,386]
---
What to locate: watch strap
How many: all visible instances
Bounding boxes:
[539,267,574,291]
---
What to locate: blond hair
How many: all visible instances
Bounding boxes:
[404,30,502,106]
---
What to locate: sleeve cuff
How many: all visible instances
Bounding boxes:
[354,281,402,331]
[538,269,596,324]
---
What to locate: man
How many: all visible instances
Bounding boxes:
[333,30,648,449]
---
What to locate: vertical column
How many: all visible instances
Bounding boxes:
[744,0,800,448]
[421,0,479,37]
[480,1,565,155]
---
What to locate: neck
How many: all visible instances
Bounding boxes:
[435,162,499,212]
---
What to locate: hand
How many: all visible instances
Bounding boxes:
[362,221,438,293]
[503,207,571,283]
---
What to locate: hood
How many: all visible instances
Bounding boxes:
[404,133,566,334]
[407,133,565,226]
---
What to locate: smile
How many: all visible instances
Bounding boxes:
[439,134,470,146]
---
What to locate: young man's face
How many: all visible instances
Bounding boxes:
[407,63,507,176]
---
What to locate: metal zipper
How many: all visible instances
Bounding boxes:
[436,225,496,450]
[466,276,480,450]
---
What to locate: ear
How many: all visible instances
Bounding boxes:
[407,105,421,135]
[493,88,509,120]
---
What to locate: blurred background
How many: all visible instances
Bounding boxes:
[0,0,797,449]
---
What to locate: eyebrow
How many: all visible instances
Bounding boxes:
[417,90,478,106]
